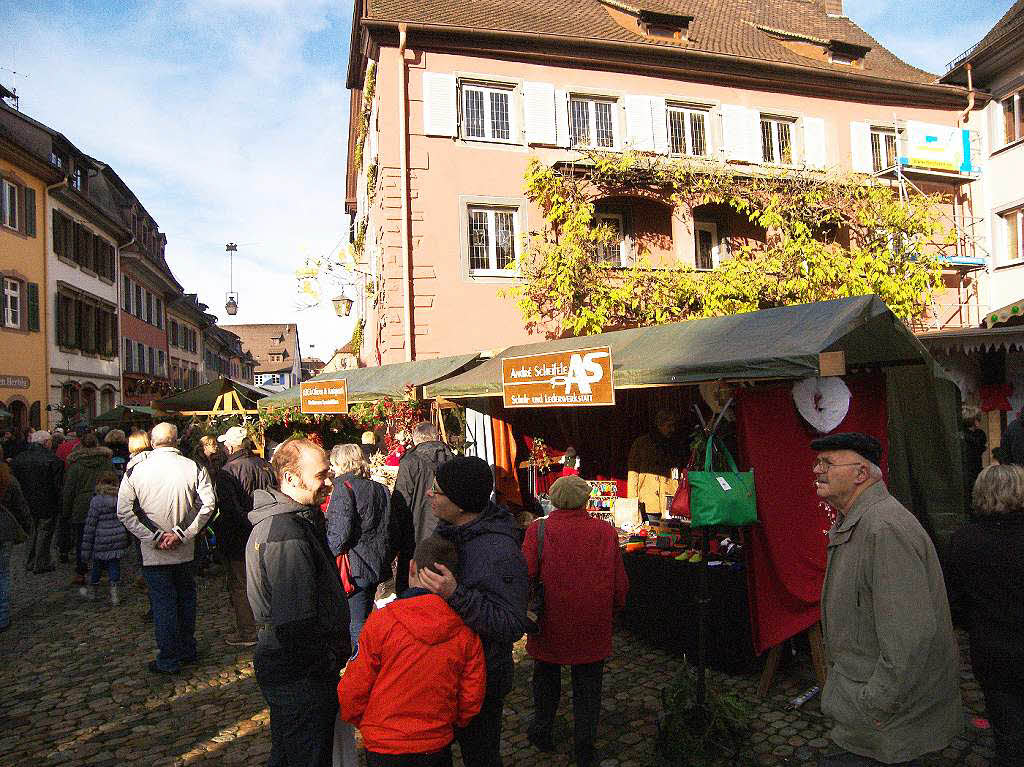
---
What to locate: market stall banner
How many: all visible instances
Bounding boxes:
[300,380,348,415]
[736,375,888,655]
[502,346,614,408]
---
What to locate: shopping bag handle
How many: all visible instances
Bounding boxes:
[704,435,739,473]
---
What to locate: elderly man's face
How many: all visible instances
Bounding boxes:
[813,449,868,508]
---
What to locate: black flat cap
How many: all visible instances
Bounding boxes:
[810,432,882,466]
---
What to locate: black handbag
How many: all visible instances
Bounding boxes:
[525,517,546,634]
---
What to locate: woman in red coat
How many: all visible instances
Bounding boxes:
[521,475,628,767]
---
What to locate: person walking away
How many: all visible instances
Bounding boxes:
[522,475,628,767]
[104,429,130,477]
[246,438,350,767]
[339,534,486,767]
[216,425,275,647]
[79,471,130,604]
[326,443,391,649]
[811,432,961,766]
[946,464,1024,766]
[419,455,529,767]
[62,433,113,586]
[11,430,64,574]
[390,422,454,593]
[116,422,216,674]
[0,446,33,630]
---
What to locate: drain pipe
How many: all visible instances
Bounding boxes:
[959,62,975,125]
[398,23,414,361]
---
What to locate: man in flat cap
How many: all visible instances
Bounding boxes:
[812,433,961,766]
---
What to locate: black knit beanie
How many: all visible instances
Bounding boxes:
[434,456,493,514]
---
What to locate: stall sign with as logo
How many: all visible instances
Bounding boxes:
[501,346,615,408]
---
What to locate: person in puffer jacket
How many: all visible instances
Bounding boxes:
[339,534,486,766]
[80,471,130,605]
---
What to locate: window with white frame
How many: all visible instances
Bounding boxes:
[2,179,17,229]
[760,116,794,164]
[461,83,514,142]
[3,278,20,328]
[570,96,617,150]
[1002,207,1023,264]
[1000,92,1023,147]
[870,126,898,172]
[467,205,518,276]
[594,212,628,267]
[694,222,722,270]
[667,105,709,157]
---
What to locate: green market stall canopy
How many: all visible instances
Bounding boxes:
[92,405,158,426]
[154,377,267,415]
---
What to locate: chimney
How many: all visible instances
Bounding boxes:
[824,0,843,15]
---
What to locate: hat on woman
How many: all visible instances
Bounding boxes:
[549,475,592,510]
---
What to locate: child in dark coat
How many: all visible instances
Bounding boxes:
[80,471,130,604]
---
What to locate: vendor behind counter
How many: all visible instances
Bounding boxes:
[627,409,683,518]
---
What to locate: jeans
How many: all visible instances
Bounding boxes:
[25,515,55,572]
[530,660,604,767]
[455,681,509,767]
[365,745,453,767]
[143,561,197,672]
[260,671,338,767]
[0,542,12,629]
[90,558,122,585]
[347,585,376,650]
[222,554,257,639]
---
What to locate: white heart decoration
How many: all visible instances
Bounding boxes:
[792,377,851,434]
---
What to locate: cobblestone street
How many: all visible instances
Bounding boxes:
[0,546,999,766]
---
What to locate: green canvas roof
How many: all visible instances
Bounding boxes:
[424,296,929,399]
[92,405,157,426]
[259,353,482,409]
[154,377,266,413]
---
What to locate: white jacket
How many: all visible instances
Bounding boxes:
[117,447,216,566]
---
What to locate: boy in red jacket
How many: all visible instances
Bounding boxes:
[338,535,486,767]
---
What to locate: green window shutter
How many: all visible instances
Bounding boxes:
[27,282,39,332]
[52,210,62,257]
[24,188,36,237]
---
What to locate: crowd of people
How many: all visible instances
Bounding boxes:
[1,419,1022,767]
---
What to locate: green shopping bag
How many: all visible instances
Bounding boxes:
[688,437,757,528]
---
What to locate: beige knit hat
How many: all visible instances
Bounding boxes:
[549,475,592,510]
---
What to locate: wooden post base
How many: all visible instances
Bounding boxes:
[757,622,828,698]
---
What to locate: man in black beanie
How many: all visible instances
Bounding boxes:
[418,455,529,767]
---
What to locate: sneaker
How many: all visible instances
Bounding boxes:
[147,661,180,675]
[225,635,257,647]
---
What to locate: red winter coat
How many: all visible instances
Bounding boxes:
[522,508,628,665]
[338,590,486,755]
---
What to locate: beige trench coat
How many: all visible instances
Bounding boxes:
[626,433,678,517]
[820,482,962,763]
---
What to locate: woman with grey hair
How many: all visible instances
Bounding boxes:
[946,464,1024,765]
[325,442,391,648]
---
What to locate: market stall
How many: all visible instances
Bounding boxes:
[425,295,965,670]
[91,404,159,429]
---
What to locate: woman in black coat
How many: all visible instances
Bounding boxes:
[326,443,391,649]
[946,464,1024,766]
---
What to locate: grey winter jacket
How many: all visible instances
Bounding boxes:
[81,494,130,561]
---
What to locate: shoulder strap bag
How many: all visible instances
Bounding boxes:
[688,437,758,528]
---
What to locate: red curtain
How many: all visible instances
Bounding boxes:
[736,375,888,654]
[491,414,523,506]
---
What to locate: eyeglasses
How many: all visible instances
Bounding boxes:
[812,459,863,472]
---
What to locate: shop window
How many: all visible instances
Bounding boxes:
[461,82,515,142]
[570,96,618,150]
[760,115,794,164]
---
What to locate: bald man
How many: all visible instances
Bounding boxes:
[118,422,216,674]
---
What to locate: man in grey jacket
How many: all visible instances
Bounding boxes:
[117,422,216,674]
[812,432,961,766]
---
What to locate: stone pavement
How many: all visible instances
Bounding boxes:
[0,545,998,766]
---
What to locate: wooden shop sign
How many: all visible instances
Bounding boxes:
[502,346,615,408]
[299,380,348,414]
[0,374,30,389]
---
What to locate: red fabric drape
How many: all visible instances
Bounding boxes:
[491,414,523,506]
[736,375,888,654]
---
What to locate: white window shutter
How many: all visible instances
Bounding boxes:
[422,72,457,137]
[555,89,570,148]
[523,82,557,145]
[624,95,655,151]
[721,105,760,163]
[651,97,669,154]
[802,117,827,169]
[849,122,873,173]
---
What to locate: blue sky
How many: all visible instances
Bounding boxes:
[0,0,1011,359]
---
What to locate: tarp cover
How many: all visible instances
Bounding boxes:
[154,378,266,413]
[92,405,157,425]
[259,353,481,409]
[425,296,929,398]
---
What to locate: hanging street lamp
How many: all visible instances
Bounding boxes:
[225,242,239,315]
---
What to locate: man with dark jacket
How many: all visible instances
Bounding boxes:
[419,455,529,767]
[11,430,64,573]
[391,421,454,593]
[246,438,350,767]
[1002,411,1024,466]
[216,426,275,647]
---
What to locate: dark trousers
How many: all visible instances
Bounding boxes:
[530,660,604,767]
[455,684,508,767]
[260,671,338,767]
[90,558,121,585]
[365,745,452,767]
[347,585,375,650]
[978,680,1024,765]
[25,515,56,572]
[222,554,257,638]
[143,561,197,672]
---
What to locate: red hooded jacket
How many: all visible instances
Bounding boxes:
[338,589,486,755]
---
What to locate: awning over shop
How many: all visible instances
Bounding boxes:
[425,296,928,399]
[917,325,1024,354]
[259,353,482,409]
[154,377,266,415]
[92,405,157,426]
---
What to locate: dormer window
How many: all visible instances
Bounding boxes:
[71,167,85,192]
[49,150,66,169]
[638,11,691,42]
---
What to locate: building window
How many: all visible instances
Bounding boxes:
[1,179,17,229]
[136,344,145,373]
[667,105,708,157]
[122,276,132,313]
[467,205,518,275]
[3,278,20,328]
[1001,92,1023,147]
[594,212,628,267]
[1003,208,1023,264]
[870,127,898,172]
[760,116,794,164]
[71,167,84,192]
[695,221,722,270]
[125,338,134,373]
[155,297,163,329]
[158,349,165,377]
[49,151,64,169]
[461,83,514,142]
[134,284,142,318]
[570,96,617,149]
